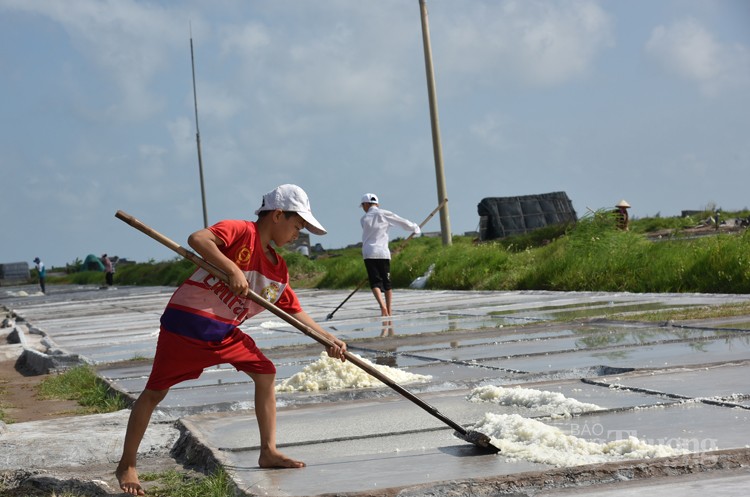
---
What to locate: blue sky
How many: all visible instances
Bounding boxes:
[1,0,749,268]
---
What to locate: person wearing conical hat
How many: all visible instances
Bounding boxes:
[614,199,630,230]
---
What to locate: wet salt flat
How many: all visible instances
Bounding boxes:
[3,285,750,495]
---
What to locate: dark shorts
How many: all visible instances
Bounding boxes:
[146,327,276,391]
[364,258,391,292]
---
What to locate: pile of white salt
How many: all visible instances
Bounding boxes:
[471,412,688,466]
[468,385,603,417]
[276,351,432,392]
[468,385,689,466]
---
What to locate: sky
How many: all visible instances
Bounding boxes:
[1,0,749,269]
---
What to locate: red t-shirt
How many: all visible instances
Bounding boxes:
[160,220,301,341]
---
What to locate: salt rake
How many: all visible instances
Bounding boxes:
[115,209,500,453]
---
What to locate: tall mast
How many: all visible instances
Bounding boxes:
[190,25,209,228]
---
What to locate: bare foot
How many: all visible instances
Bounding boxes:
[259,448,305,468]
[116,463,145,496]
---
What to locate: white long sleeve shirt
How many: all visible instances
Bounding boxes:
[360,206,421,259]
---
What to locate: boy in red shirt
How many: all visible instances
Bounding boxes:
[117,184,347,496]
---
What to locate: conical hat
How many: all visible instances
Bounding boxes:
[616,200,631,208]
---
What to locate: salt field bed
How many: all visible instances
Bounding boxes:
[187,390,509,452]
[589,362,750,400]
[235,330,319,350]
[5,286,750,496]
[107,354,652,415]
[109,367,255,398]
[284,313,515,341]
[357,361,519,387]
[716,322,750,330]
[487,335,750,372]
[142,383,262,415]
[544,402,750,453]
[536,302,701,321]
[220,431,547,497]
[73,343,158,364]
[39,325,159,345]
[484,379,673,411]
[398,327,736,363]
[181,380,747,496]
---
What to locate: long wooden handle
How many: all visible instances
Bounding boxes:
[115,210,336,349]
[392,197,447,257]
[114,209,468,434]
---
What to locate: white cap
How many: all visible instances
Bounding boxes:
[360,193,379,205]
[255,184,327,235]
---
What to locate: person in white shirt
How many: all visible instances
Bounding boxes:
[33,257,46,294]
[360,193,420,317]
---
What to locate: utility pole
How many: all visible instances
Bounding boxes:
[190,27,209,228]
[418,0,451,246]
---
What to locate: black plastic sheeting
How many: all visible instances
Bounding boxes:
[0,262,30,281]
[477,191,577,240]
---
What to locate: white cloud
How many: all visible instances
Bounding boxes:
[470,114,513,150]
[167,117,195,161]
[219,22,271,58]
[435,0,614,87]
[645,18,750,96]
[194,82,246,122]
[3,0,189,120]
[1,0,749,266]
[209,2,420,119]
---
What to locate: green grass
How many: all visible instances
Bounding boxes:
[308,210,750,293]
[37,364,128,414]
[0,382,11,424]
[141,468,237,497]
[46,211,750,294]
[0,469,236,497]
[49,258,196,287]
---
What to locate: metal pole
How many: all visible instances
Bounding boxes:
[190,28,209,228]
[418,0,451,246]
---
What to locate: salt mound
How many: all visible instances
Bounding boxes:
[276,351,432,392]
[5,290,30,297]
[472,412,688,467]
[468,385,603,417]
[259,320,286,329]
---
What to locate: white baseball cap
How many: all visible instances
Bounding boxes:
[255,184,327,235]
[360,193,379,205]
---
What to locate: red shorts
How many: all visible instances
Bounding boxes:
[145,327,276,390]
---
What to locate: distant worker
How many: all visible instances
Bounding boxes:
[102,254,114,286]
[33,257,46,294]
[614,200,631,231]
[360,193,420,317]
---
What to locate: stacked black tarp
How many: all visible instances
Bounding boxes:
[477,191,577,241]
[0,262,30,284]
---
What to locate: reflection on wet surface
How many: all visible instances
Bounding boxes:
[8,287,750,413]
[489,301,701,321]
[714,321,750,330]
